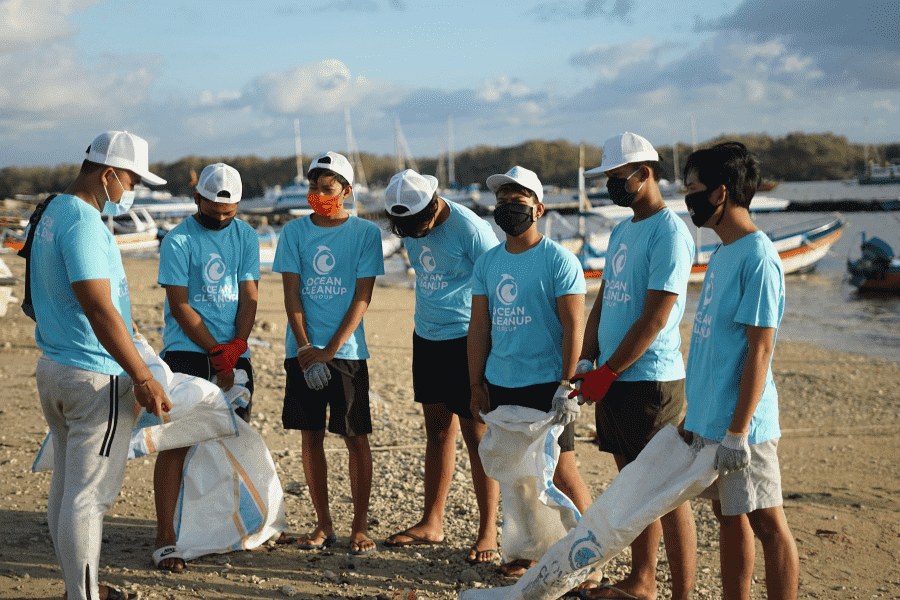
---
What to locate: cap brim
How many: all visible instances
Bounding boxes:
[139,171,167,186]
[485,174,542,202]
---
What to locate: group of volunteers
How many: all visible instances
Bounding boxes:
[28,128,797,600]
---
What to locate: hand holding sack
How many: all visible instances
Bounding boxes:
[714,430,751,474]
[569,362,618,404]
[551,383,580,426]
[303,362,331,390]
[208,338,247,374]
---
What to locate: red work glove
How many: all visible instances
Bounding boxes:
[208,337,248,374]
[569,362,618,404]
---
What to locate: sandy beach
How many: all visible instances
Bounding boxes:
[0,254,898,600]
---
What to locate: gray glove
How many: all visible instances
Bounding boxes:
[714,430,751,474]
[551,384,580,426]
[303,362,331,391]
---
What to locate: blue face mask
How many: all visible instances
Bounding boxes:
[101,170,136,216]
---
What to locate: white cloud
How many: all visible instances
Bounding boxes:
[0,0,101,51]
[874,99,898,113]
[476,77,530,102]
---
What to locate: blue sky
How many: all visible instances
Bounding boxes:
[2,0,898,172]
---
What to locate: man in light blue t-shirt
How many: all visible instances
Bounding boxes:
[381,169,501,564]
[571,133,696,600]
[29,131,171,600]
[273,152,384,557]
[153,162,260,572]
[682,142,797,600]
[468,166,591,578]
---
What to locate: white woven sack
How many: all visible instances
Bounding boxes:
[461,425,718,600]
[479,405,580,564]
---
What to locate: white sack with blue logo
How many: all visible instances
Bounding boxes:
[32,334,241,471]
[479,406,580,565]
[460,425,718,600]
[175,416,287,560]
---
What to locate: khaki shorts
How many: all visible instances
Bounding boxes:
[693,435,784,516]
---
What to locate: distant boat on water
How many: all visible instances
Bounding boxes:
[847,233,900,292]
[579,214,845,283]
[859,163,900,185]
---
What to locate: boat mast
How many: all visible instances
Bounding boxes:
[448,114,456,187]
[345,108,368,191]
[394,116,418,173]
[294,119,304,183]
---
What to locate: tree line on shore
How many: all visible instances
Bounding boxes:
[2,132,898,200]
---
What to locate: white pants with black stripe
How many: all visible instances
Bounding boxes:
[37,355,137,600]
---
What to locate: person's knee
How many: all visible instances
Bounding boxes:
[747,508,790,545]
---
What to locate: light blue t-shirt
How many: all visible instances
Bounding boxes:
[30,194,132,376]
[472,237,586,387]
[684,231,785,444]
[273,215,385,360]
[403,200,499,341]
[158,216,260,355]
[599,209,694,381]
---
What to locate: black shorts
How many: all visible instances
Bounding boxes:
[161,350,254,422]
[486,380,575,452]
[594,378,687,462]
[282,358,372,437]
[412,332,473,420]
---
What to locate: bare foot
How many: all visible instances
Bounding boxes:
[384,523,445,545]
[497,558,537,577]
[579,576,657,600]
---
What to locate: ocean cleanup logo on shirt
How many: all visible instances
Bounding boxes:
[416,246,447,295]
[611,243,627,277]
[693,272,714,339]
[492,274,531,331]
[197,253,237,305]
[303,245,347,300]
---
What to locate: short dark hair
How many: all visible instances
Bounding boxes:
[385,194,439,238]
[632,160,661,182]
[495,182,538,202]
[308,168,350,189]
[682,142,760,209]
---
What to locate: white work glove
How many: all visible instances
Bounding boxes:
[569,359,596,403]
[303,362,331,391]
[551,384,580,426]
[714,430,751,475]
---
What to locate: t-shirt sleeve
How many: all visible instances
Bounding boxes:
[357,222,386,278]
[552,246,586,297]
[61,216,113,283]
[158,232,190,287]
[648,222,692,293]
[471,253,488,296]
[470,225,500,263]
[735,253,783,328]
[272,221,300,275]
[240,224,261,281]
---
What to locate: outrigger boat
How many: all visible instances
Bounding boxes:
[577,214,845,283]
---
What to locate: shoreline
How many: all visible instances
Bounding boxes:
[0,255,897,599]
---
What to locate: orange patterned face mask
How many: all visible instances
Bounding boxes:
[307,193,344,216]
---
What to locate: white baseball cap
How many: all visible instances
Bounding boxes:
[86,130,166,186]
[384,169,439,216]
[585,132,659,176]
[308,151,354,186]
[196,163,242,204]
[486,166,544,203]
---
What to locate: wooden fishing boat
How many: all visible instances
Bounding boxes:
[580,214,845,282]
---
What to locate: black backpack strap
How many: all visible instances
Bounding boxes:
[18,194,58,321]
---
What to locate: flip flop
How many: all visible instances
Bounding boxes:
[152,545,186,573]
[104,586,138,600]
[497,558,535,577]
[296,533,337,550]
[349,537,377,556]
[576,584,646,600]
[465,546,499,564]
[383,530,446,547]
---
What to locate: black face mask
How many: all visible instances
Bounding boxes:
[195,210,233,231]
[605,168,643,207]
[684,189,724,228]
[493,203,535,237]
